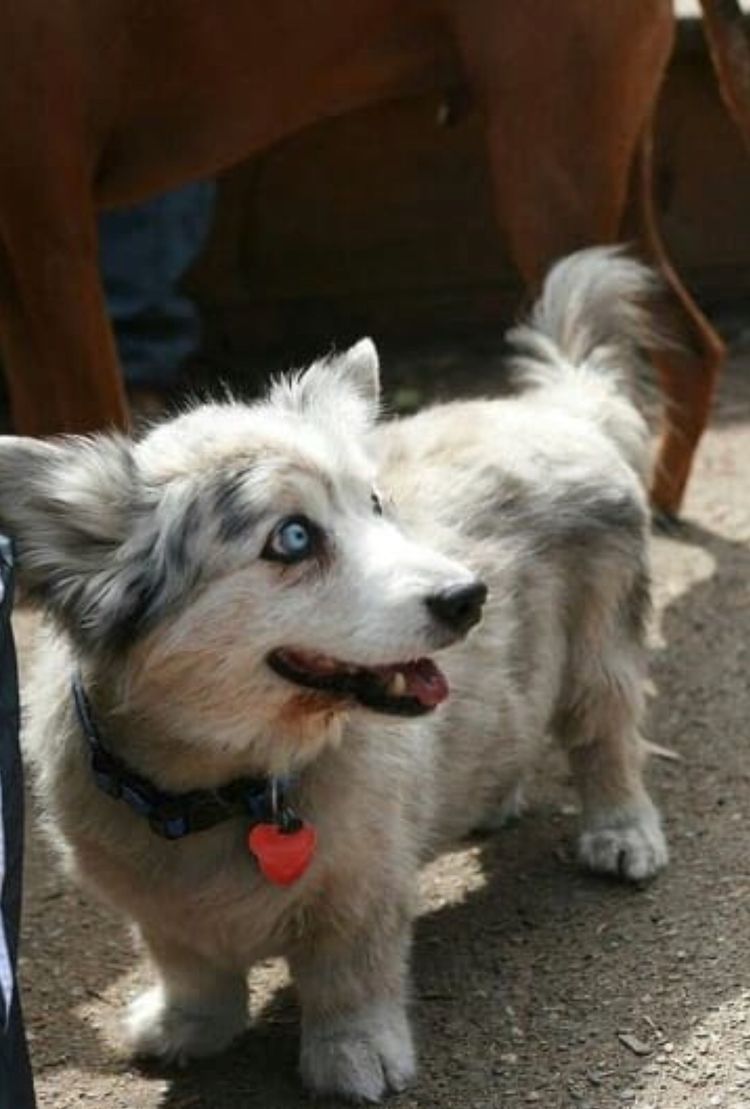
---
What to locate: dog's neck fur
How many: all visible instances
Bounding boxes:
[72,671,289,839]
[76,656,347,794]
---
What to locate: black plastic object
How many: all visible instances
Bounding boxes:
[0,536,36,1108]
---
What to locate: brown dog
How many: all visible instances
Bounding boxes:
[0,0,747,515]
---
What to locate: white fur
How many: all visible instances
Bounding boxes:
[6,248,667,1102]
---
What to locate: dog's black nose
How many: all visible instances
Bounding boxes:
[426,580,488,634]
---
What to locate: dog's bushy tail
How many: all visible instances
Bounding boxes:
[508,246,658,388]
[508,246,659,478]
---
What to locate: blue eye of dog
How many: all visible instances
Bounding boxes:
[264,517,315,562]
[371,492,383,516]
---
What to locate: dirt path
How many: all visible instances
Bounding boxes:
[16,346,750,1109]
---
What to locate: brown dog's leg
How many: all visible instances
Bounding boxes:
[0,142,128,436]
[628,126,726,518]
[700,0,750,153]
[448,0,676,278]
[0,230,128,436]
[449,1,713,514]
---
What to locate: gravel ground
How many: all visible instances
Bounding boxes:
[15,339,750,1109]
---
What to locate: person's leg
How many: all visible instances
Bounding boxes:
[98,181,216,396]
[0,537,36,1109]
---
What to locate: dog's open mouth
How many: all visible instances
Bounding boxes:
[267,648,449,716]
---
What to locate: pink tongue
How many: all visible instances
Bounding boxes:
[401,659,449,707]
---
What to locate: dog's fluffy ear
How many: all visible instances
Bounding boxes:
[0,434,138,634]
[328,338,381,411]
[271,338,381,427]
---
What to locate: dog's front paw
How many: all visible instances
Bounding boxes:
[125,985,246,1065]
[300,1001,416,1102]
[578,798,668,882]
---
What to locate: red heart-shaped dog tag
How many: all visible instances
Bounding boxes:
[248,822,317,886]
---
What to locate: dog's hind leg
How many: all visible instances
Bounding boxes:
[625,124,726,520]
[449,0,675,287]
[450,0,714,515]
[124,929,248,1064]
[554,567,668,883]
[566,726,667,884]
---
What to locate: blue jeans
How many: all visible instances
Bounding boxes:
[99,181,216,391]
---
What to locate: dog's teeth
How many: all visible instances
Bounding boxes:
[388,672,407,697]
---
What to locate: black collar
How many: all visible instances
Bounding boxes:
[71,673,295,841]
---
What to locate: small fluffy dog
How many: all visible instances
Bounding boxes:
[3,248,667,1102]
